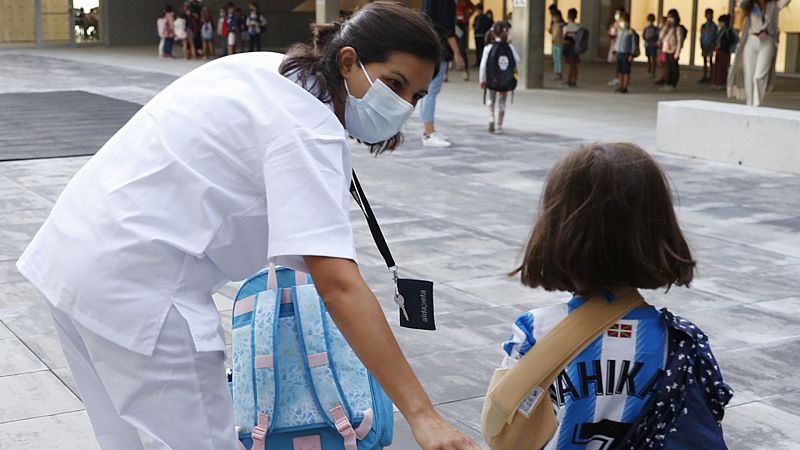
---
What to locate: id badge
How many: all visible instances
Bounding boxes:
[396,278,436,331]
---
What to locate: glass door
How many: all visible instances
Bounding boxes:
[72,0,101,43]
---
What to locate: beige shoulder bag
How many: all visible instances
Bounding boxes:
[481,291,645,450]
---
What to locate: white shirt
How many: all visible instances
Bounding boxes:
[748,0,791,37]
[17,53,356,356]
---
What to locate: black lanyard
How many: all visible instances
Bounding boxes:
[349,170,396,271]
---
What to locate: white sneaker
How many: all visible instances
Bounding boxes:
[494,127,503,135]
[659,85,676,92]
[422,132,451,147]
[608,78,620,86]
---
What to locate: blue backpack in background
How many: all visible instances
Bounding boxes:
[230,265,394,450]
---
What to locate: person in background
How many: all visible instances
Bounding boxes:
[246,2,268,52]
[699,8,718,83]
[473,3,493,68]
[729,0,792,106]
[162,5,175,59]
[217,6,229,56]
[643,13,660,78]
[608,6,626,87]
[235,8,248,53]
[188,0,203,58]
[712,14,738,90]
[480,21,520,134]
[181,3,197,60]
[613,12,636,93]
[420,0,466,148]
[562,8,581,88]
[157,9,167,58]
[655,16,669,84]
[550,9,565,81]
[455,0,476,81]
[200,7,215,60]
[659,9,684,92]
[226,5,237,56]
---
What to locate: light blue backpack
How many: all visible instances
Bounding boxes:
[231,265,394,450]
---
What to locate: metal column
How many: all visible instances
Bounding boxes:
[689,0,699,66]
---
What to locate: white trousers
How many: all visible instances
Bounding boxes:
[50,304,238,450]
[743,36,776,107]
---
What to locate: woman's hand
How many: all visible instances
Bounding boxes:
[306,256,481,450]
[409,410,483,450]
[480,81,486,89]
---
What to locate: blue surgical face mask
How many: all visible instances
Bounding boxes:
[344,61,415,144]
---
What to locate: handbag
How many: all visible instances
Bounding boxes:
[481,291,646,450]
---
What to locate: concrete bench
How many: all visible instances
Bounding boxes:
[656,100,800,174]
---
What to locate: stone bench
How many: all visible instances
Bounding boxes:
[656,100,800,174]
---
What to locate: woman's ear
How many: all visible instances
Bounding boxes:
[338,46,358,78]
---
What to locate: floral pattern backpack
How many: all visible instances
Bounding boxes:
[230,265,394,450]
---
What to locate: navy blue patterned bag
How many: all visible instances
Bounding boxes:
[615,310,733,450]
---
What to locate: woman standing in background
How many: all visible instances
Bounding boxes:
[728,0,792,106]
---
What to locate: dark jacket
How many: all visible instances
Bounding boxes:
[422,0,456,61]
[474,13,493,36]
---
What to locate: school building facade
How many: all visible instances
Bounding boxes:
[2,0,799,76]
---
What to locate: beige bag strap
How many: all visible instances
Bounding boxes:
[483,290,646,437]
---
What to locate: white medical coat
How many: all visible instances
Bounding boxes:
[17,53,356,356]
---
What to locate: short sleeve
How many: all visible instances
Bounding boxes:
[501,311,536,366]
[264,127,355,273]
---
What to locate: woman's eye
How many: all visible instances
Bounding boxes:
[387,79,403,91]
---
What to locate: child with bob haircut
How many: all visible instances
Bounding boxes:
[500,143,733,449]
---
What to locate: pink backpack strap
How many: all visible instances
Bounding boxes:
[251,412,270,450]
[331,406,358,450]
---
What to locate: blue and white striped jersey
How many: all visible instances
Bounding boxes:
[501,296,667,450]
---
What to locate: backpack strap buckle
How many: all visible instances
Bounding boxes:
[331,406,358,450]
[251,412,270,450]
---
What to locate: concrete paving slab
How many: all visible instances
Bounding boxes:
[0,410,100,450]
[724,402,800,450]
[717,339,800,405]
[0,371,83,423]
[681,304,800,353]
[765,392,800,416]
[0,322,13,340]
[0,338,46,377]
[23,332,68,371]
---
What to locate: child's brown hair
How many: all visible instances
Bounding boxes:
[511,143,695,295]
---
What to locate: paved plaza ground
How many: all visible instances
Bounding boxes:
[1,47,799,449]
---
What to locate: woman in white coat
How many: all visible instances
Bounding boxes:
[16,3,480,450]
[728,0,791,106]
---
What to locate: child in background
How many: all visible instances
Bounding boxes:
[162,5,175,58]
[480,21,520,135]
[643,14,660,78]
[180,4,196,60]
[200,7,215,60]
[562,8,581,88]
[236,8,248,53]
[246,2,268,52]
[612,12,637,93]
[226,6,237,56]
[712,14,738,89]
[156,9,167,58]
[500,143,733,449]
[699,8,718,83]
[217,6,228,56]
[550,9,565,81]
